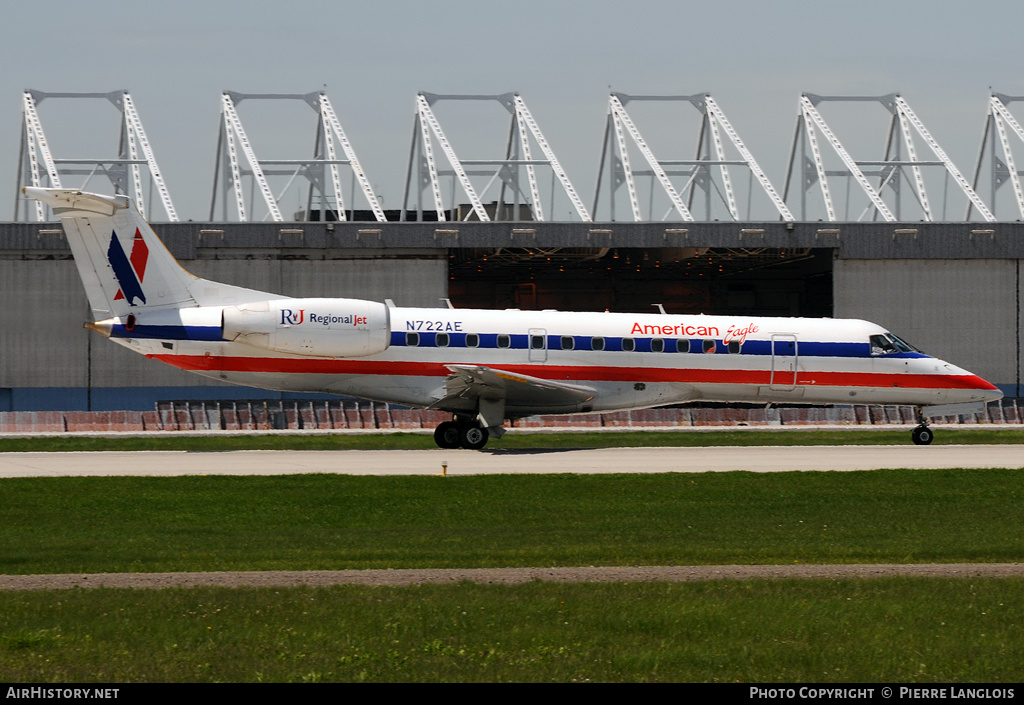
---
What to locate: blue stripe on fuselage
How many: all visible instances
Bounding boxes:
[111,325,929,360]
[111,324,223,341]
[388,332,928,359]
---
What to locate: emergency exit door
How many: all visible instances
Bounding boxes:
[770,334,798,390]
[528,328,548,362]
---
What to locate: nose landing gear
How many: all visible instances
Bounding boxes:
[912,407,933,445]
[911,425,934,445]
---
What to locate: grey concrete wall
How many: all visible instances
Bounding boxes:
[0,261,90,387]
[0,256,447,401]
[834,259,1021,395]
[186,257,447,307]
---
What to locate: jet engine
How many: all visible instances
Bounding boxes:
[221,298,390,357]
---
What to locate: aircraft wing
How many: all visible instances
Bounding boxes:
[431,364,596,414]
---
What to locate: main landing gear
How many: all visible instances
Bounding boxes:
[912,407,933,446]
[434,420,489,450]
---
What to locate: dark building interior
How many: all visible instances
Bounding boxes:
[448,247,833,318]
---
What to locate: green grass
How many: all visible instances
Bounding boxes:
[1,427,1023,452]
[2,468,1023,683]
[0,579,1021,682]
[2,470,1023,574]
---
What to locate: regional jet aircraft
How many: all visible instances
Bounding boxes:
[25,188,1002,448]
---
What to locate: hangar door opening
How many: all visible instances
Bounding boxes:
[447,247,834,318]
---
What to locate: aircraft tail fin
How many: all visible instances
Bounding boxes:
[23,188,275,318]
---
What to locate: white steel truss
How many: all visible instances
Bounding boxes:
[16,90,177,222]
[797,95,895,222]
[513,95,592,222]
[121,94,177,222]
[401,92,590,222]
[893,96,993,222]
[973,94,1024,220]
[317,94,387,223]
[785,93,993,222]
[212,91,384,223]
[608,94,692,221]
[594,93,791,222]
[704,97,794,221]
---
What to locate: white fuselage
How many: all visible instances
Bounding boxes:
[106,305,1001,418]
[25,187,1001,430]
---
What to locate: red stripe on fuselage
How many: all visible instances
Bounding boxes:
[149,354,997,392]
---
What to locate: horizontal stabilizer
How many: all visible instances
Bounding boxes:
[22,187,130,216]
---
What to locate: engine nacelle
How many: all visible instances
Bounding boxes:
[221,298,390,358]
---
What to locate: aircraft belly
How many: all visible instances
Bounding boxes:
[142,344,976,415]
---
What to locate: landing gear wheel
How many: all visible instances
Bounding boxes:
[912,425,933,446]
[434,421,462,449]
[459,424,489,450]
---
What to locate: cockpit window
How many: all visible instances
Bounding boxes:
[870,335,896,355]
[887,333,920,353]
[870,333,921,356]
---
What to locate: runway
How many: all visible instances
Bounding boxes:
[0,444,1022,478]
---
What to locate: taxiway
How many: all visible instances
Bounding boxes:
[0,444,1022,478]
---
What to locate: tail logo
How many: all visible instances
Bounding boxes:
[109,229,149,306]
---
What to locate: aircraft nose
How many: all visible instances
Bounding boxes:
[975,384,1004,404]
[939,360,1003,403]
[957,369,1003,403]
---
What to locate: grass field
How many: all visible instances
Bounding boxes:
[1,427,1023,453]
[2,441,1022,682]
[2,470,1022,574]
[1,579,1021,682]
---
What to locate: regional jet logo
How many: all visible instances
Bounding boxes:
[281,309,305,325]
[108,229,149,306]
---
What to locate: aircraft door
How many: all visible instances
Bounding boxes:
[528,328,548,362]
[770,334,798,390]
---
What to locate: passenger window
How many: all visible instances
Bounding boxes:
[703,339,716,353]
[406,332,419,347]
[591,337,605,351]
[466,333,479,348]
[561,336,574,350]
[676,339,690,353]
[531,335,545,350]
[497,334,511,349]
[436,333,449,347]
[651,338,664,353]
[727,341,740,354]
[622,338,635,352]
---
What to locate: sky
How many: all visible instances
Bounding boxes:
[3,0,1023,222]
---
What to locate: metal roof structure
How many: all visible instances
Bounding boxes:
[973,94,1024,221]
[14,88,1024,223]
[400,93,591,223]
[783,94,993,223]
[594,93,793,223]
[16,90,177,222]
[210,91,385,223]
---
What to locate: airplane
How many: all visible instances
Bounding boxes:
[25,187,1002,448]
